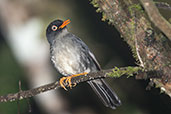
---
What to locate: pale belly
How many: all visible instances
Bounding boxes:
[51,47,90,76]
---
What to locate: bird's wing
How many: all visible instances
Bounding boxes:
[88,50,101,70]
[70,33,101,70]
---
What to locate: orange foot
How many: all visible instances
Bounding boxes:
[59,72,88,90]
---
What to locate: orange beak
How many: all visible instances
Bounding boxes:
[59,19,71,29]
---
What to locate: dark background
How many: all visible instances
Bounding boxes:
[0,0,171,114]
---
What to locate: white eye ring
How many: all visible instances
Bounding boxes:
[51,25,58,31]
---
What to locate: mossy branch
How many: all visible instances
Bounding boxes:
[90,0,171,97]
[140,0,171,40]
[0,66,142,103]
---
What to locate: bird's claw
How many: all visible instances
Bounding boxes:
[59,77,68,90]
[59,72,88,90]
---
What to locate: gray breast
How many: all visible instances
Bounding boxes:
[50,34,90,76]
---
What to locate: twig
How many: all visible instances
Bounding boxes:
[140,0,171,40]
[17,80,21,114]
[0,67,141,103]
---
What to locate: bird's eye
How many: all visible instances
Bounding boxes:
[51,25,58,31]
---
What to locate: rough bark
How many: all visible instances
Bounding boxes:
[91,0,171,96]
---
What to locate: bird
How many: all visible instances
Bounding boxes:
[46,19,121,109]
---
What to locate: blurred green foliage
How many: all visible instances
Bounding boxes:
[0,43,28,114]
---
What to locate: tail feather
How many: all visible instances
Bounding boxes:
[88,79,121,109]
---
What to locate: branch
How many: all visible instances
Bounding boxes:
[140,0,171,40]
[0,66,141,103]
[90,0,171,96]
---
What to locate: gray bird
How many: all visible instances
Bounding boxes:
[46,19,121,109]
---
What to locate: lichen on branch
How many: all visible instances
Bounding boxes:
[0,66,142,103]
[90,0,171,97]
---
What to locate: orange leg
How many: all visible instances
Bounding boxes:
[59,77,68,90]
[59,72,88,90]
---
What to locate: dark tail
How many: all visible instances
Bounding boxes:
[88,79,121,109]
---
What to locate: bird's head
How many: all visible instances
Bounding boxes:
[46,19,71,45]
